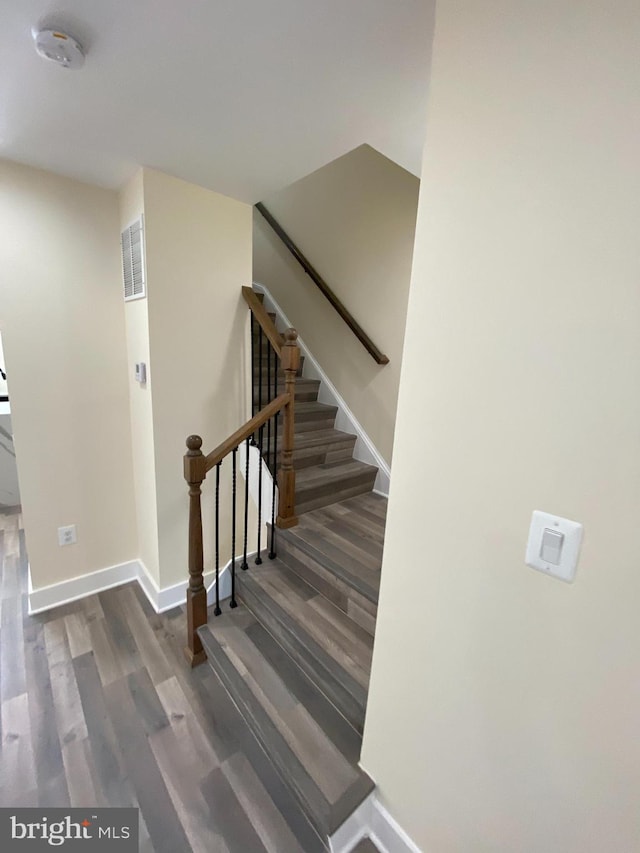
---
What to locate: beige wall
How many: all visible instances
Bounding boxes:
[0,160,137,588]
[0,332,8,397]
[362,2,640,851]
[142,169,253,589]
[253,144,419,464]
[119,170,160,583]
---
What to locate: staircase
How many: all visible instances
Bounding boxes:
[191,296,385,849]
[253,302,378,515]
[198,491,385,848]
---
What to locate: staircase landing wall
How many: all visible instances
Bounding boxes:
[253,144,419,466]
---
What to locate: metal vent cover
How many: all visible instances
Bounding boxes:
[121,216,146,301]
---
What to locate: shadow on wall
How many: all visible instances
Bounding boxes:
[252,143,420,466]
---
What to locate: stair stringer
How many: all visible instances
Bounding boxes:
[252,282,391,496]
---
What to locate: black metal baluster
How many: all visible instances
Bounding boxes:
[255,424,264,565]
[251,314,256,423]
[214,461,221,616]
[230,447,238,608]
[241,437,250,570]
[269,353,279,560]
[258,326,263,410]
[266,341,272,474]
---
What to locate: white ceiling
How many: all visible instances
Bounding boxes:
[0,1,433,202]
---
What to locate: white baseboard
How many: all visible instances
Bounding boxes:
[330,792,376,853]
[253,282,390,496]
[329,792,421,853]
[28,559,140,615]
[28,550,252,616]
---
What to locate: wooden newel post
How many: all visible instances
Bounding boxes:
[277,328,300,528]
[184,435,208,667]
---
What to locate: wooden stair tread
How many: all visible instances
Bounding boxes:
[291,428,356,450]
[198,607,374,839]
[264,428,356,452]
[292,401,338,418]
[296,459,378,496]
[293,460,377,515]
[237,558,371,734]
[242,560,374,687]
[267,427,356,452]
[281,401,339,434]
[295,459,377,489]
[276,494,385,608]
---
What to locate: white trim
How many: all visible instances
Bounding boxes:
[369,798,423,853]
[27,550,253,616]
[329,791,375,853]
[329,793,422,853]
[239,439,277,527]
[132,560,213,613]
[28,559,140,615]
[253,282,390,495]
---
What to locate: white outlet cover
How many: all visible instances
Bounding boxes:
[58,524,77,546]
[525,510,583,583]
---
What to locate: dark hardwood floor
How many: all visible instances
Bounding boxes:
[0,512,325,852]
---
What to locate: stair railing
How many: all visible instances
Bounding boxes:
[255,202,389,365]
[183,290,300,666]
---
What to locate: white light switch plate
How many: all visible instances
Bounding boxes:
[525,510,583,583]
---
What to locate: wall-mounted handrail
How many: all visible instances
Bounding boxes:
[255,202,389,365]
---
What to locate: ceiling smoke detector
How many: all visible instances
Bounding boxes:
[32,28,85,69]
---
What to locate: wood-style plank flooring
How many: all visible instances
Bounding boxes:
[0,512,324,852]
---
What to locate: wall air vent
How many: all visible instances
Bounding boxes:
[121,216,146,301]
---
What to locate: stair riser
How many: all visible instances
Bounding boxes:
[296,473,377,515]
[261,441,356,471]
[293,417,337,434]
[292,445,355,470]
[275,537,377,637]
[237,577,367,734]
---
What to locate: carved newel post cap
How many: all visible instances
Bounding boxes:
[186,435,203,454]
[284,328,298,344]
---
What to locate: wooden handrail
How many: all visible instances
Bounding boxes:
[203,393,290,472]
[183,393,291,668]
[241,286,283,358]
[255,202,390,365]
[183,323,301,667]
